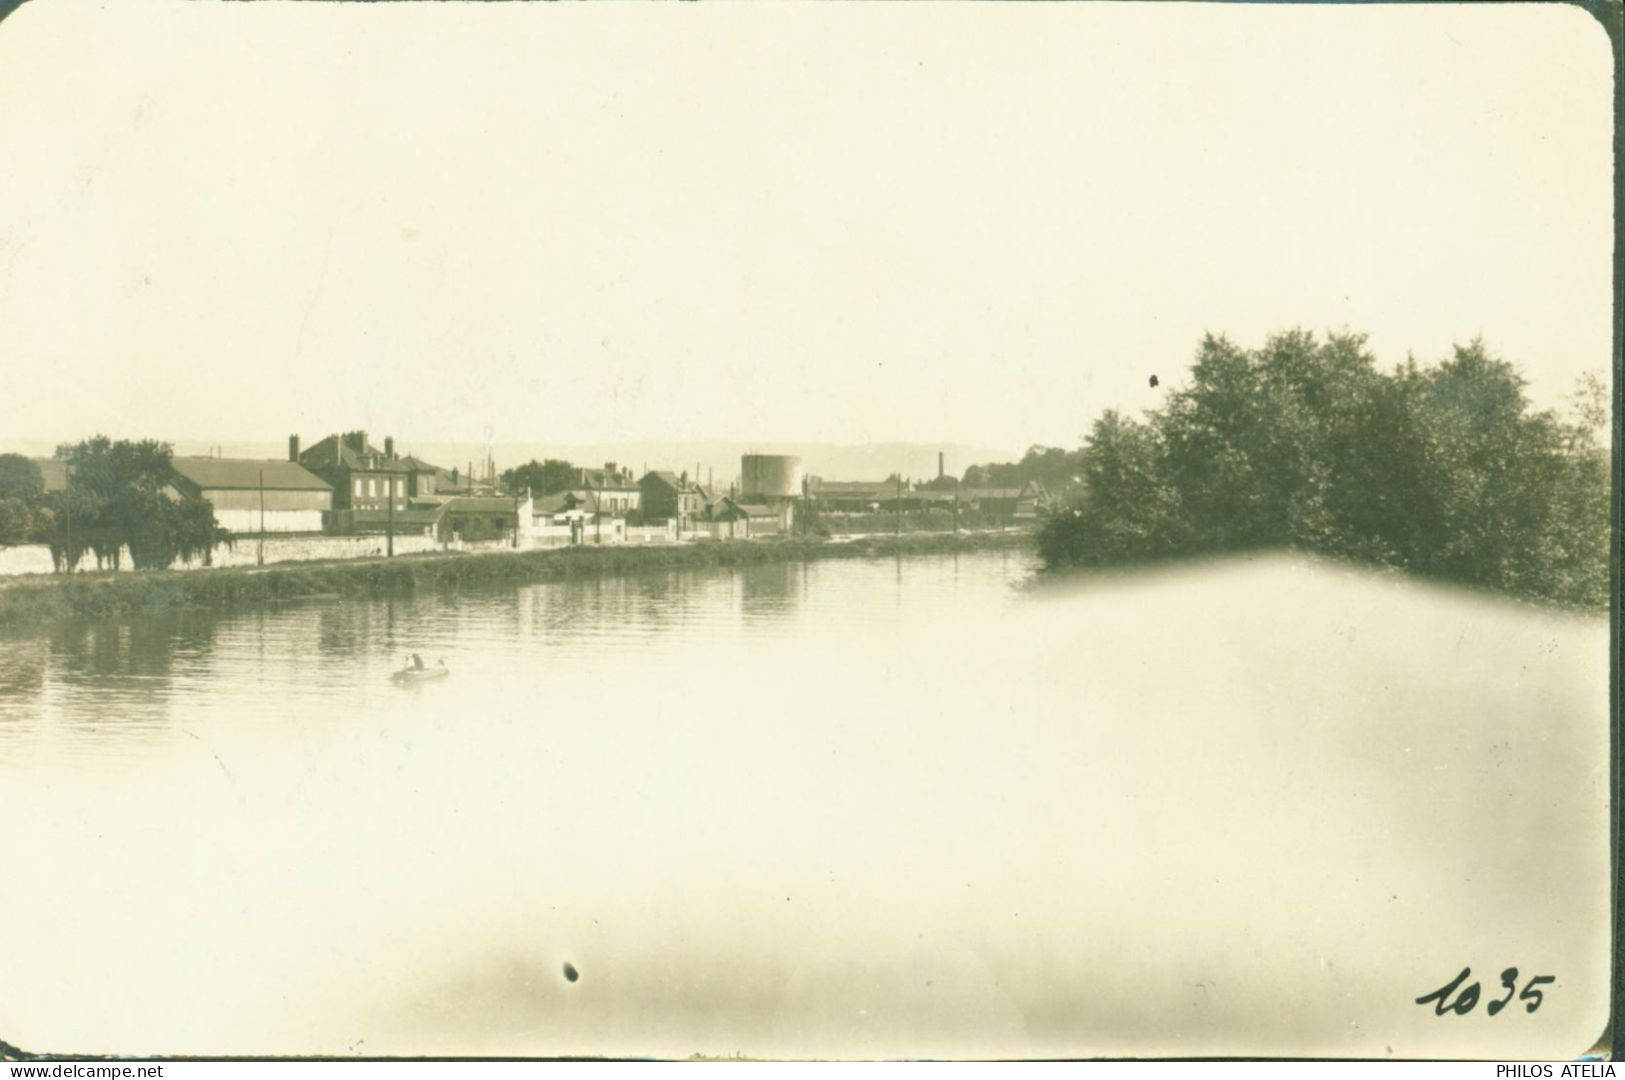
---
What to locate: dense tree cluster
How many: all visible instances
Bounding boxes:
[500,458,580,497]
[0,453,48,548]
[4,438,230,572]
[1034,330,1611,609]
[961,447,1083,495]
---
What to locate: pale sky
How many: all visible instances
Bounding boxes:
[0,1,1612,455]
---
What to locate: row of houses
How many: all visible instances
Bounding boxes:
[30,434,1048,546]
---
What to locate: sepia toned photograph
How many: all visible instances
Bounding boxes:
[0,0,1615,1065]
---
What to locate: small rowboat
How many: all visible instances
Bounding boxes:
[391,662,448,685]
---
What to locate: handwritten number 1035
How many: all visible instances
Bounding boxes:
[1416,968,1555,1016]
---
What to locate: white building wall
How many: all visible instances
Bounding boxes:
[211,508,326,535]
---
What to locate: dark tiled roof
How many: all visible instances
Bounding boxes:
[578,467,639,490]
[300,434,410,474]
[531,492,573,514]
[641,470,685,491]
[642,472,704,494]
[534,491,617,515]
[440,496,521,515]
[809,481,889,497]
[352,508,444,528]
[171,457,332,492]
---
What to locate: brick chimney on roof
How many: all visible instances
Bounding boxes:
[288,434,300,463]
[385,436,395,459]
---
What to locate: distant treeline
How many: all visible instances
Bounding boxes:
[989,330,1608,609]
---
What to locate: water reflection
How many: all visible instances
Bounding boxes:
[0,551,1040,755]
[0,638,45,700]
[739,560,803,627]
[0,550,1610,1060]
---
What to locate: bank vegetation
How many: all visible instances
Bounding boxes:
[0,529,1033,633]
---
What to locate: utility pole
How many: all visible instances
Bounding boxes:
[258,469,266,566]
[953,474,960,536]
[895,474,902,537]
[387,473,395,558]
[512,487,520,549]
[63,470,72,575]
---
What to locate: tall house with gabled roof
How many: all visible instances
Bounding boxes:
[295,431,412,512]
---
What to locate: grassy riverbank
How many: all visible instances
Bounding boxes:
[0,530,1034,633]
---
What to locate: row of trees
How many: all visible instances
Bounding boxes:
[0,438,228,572]
[957,446,1083,493]
[500,458,581,497]
[1034,330,1610,610]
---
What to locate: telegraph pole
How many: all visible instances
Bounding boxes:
[895,474,902,537]
[63,470,72,575]
[386,471,395,557]
[258,469,266,566]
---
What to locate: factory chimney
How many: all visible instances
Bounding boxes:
[385,436,395,460]
[938,451,944,479]
[288,435,300,463]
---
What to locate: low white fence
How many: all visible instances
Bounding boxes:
[0,520,686,578]
[627,523,677,544]
[0,533,514,577]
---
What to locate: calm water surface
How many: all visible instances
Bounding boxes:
[0,549,1609,1059]
[0,549,1037,758]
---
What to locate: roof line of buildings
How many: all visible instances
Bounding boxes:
[29,436,1048,539]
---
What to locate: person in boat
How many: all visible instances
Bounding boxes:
[410,653,426,671]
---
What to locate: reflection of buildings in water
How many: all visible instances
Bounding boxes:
[28,611,225,737]
[518,571,729,648]
[49,612,220,684]
[315,602,382,657]
[739,560,804,626]
[0,638,47,701]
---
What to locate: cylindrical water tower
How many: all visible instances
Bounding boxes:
[740,454,803,500]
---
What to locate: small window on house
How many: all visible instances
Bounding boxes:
[368,478,377,497]
[395,479,404,496]
[353,478,363,497]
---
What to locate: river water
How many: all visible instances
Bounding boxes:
[0,549,1609,1059]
